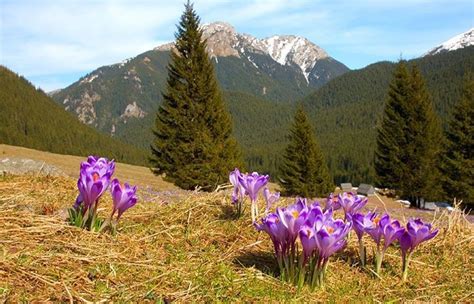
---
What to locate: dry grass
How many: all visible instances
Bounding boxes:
[0,174,473,303]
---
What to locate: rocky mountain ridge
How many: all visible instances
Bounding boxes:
[157,22,332,83]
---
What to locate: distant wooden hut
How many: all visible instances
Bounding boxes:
[357,184,375,196]
[340,183,353,192]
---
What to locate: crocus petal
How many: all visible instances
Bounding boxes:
[110,178,138,220]
[399,230,412,254]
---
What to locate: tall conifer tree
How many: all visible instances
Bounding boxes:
[150,2,241,190]
[375,61,412,190]
[375,62,442,207]
[402,65,443,204]
[279,106,333,197]
[440,77,474,206]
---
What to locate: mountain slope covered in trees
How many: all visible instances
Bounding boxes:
[0,66,148,165]
[303,46,474,183]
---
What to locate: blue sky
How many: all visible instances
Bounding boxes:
[1,0,472,91]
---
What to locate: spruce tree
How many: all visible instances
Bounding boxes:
[441,77,474,206]
[401,65,443,205]
[150,2,241,190]
[279,106,333,197]
[375,61,412,190]
[375,62,442,207]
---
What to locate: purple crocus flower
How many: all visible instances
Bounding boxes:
[238,171,269,221]
[352,211,377,266]
[338,192,368,221]
[75,156,115,212]
[277,198,309,244]
[306,216,351,289]
[238,172,269,202]
[382,219,405,251]
[399,218,438,280]
[229,168,245,204]
[352,212,377,241]
[314,218,351,259]
[263,188,280,211]
[255,213,289,255]
[299,208,348,263]
[110,178,138,220]
[365,213,390,246]
[405,218,439,249]
[366,213,404,273]
[299,224,317,262]
[324,193,341,211]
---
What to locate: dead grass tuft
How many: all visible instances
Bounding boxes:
[0,175,472,302]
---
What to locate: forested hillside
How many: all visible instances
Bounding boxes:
[0,66,148,165]
[303,46,474,184]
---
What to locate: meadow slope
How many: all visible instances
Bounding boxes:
[0,170,472,302]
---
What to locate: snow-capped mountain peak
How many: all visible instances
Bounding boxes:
[262,35,328,82]
[155,21,335,83]
[425,28,474,56]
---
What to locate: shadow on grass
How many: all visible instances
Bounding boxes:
[219,204,249,221]
[233,250,279,277]
[219,204,237,220]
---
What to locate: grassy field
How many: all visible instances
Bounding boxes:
[0,145,473,302]
[0,144,176,191]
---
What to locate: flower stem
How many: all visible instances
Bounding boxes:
[358,238,366,267]
[251,201,255,222]
[402,251,413,281]
[297,253,305,289]
[311,256,322,290]
[375,250,384,275]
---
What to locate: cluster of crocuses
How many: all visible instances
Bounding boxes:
[255,197,350,289]
[350,207,438,279]
[229,168,279,220]
[245,173,439,288]
[68,156,138,233]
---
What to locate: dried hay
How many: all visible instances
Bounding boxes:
[0,175,472,302]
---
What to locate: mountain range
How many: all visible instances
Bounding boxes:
[4,24,473,184]
[51,22,349,134]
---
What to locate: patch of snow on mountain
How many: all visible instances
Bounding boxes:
[262,35,328,82]
[424,28,474,56]
[265,36,295,65]
[247,56,259,69]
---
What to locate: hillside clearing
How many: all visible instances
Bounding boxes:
[0,144,175,191]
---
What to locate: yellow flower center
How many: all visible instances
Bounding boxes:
[373,217,380,225]
[327,227,334,234]
[292,210,299,219]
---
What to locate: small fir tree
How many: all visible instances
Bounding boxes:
[375,62,442,207]
[279,106,333,197]
[150,2,241,190]
[441,77,474,206]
